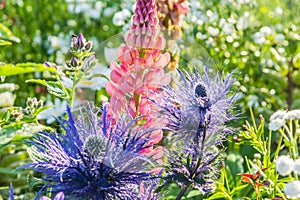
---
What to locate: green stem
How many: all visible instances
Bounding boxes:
[223,167,231,194]
[274,133,283,160]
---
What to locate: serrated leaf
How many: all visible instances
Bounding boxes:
[46,81,70,99]
[0,63,55,76]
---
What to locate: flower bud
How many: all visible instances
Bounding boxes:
[76,33,85,49]
[70,57,79,67]
[84,41,93,51]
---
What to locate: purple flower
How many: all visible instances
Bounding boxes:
[154,65,236,145]
[152,65,236,197]
[39,192,64,200]
[9,183,14,200]
[25,103,160,200]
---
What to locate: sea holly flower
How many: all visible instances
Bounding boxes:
[153,65,236,144]
[25,103,160,199]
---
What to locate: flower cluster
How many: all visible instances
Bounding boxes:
[105,0,171,152]
[25,103,160,199]
[275,155,300,198]
[269,109,300,131]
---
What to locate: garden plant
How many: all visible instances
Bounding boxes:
[0,0,300,199]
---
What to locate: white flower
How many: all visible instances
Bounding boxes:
[284,110,300,120]
[37,98,67,124]
[0,91,16,107]
[274,34,285,42]
[260,26,273,35]
[294,158,300,174]
[207,26,219,37]
[270,110,287,121]
[284,181,300,199]
[275,155,294,176]
[222,23,234,35]
[253,32,265,44]
[269,118,285,131]
[112,9,131,26]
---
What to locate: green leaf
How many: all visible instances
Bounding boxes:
[226,151,244,181]
[229,184,249,195]
[0,23,20,43]
[34,105,52,116]
[0,123,47,150]
[46,81,70,99]
[0,63,55,76]
[0,167,25,175]
[186,190,202,198]
[25,79,47,86]
[206,192,230,200]
[0,39,12,46]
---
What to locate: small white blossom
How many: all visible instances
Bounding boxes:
[284,110,300,120]
[270,110,287,121]
[112,9,131,26]
[0,91,16,107]
[274,34,285,43]
[294,158,300,174]
[284,181,300,199]
[269,118,285,131]
[253,32,265,44]
[207,26,219,37]
[275,155,294,176]
[260,26,273,35]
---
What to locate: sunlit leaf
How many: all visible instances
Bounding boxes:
[0,63,55,76]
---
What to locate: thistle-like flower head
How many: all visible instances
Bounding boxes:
[154,65,236,145]
[25,103,160,200]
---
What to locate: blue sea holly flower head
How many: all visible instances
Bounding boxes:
[155,64,236,145]
[25,102,161,200]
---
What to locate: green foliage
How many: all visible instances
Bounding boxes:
[0,63,55,76]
